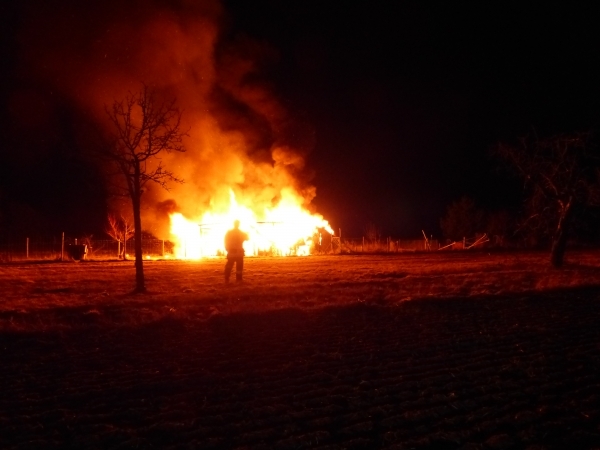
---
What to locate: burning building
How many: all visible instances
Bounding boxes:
[170,188,333,259]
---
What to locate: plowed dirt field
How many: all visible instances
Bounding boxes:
[1,252,600,449]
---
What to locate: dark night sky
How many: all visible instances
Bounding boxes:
[1,1,600,238]
[222,1,600,236]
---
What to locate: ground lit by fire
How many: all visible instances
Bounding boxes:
[169,189,333,259]
[2,253,600,449]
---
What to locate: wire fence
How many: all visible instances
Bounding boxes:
[335,237,440,253]
[0,236,175,262]
[0,233,489,262]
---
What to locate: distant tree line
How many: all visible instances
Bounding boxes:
[440,131,600,267]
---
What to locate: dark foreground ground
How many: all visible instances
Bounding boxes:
[2,288,600,449]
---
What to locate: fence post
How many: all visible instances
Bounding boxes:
[362,236,364,252]
[162,240,165,257]
[26,237,29,259]
[61,232,64,261]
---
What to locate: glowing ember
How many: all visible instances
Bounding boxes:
[170,189,333,259]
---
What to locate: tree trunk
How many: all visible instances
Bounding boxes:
[132,166,146,293]
[550,200,573,268]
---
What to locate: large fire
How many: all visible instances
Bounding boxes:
[20,0,333,254]
[169,188,333,259]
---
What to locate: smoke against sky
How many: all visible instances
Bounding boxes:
[2,1,600,238]
[9,0,322,238]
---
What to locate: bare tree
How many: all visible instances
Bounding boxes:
[496,132,599,267]
[101,85,187,292]
[105,213,135,259]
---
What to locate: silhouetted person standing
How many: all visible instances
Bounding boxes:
[224,220,249,283]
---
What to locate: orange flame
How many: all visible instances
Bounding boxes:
[169,189,333,259]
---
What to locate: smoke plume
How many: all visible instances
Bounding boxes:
[15,0,319,238]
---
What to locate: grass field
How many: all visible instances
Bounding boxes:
[2,250,600,330]
[1,251,600,448]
